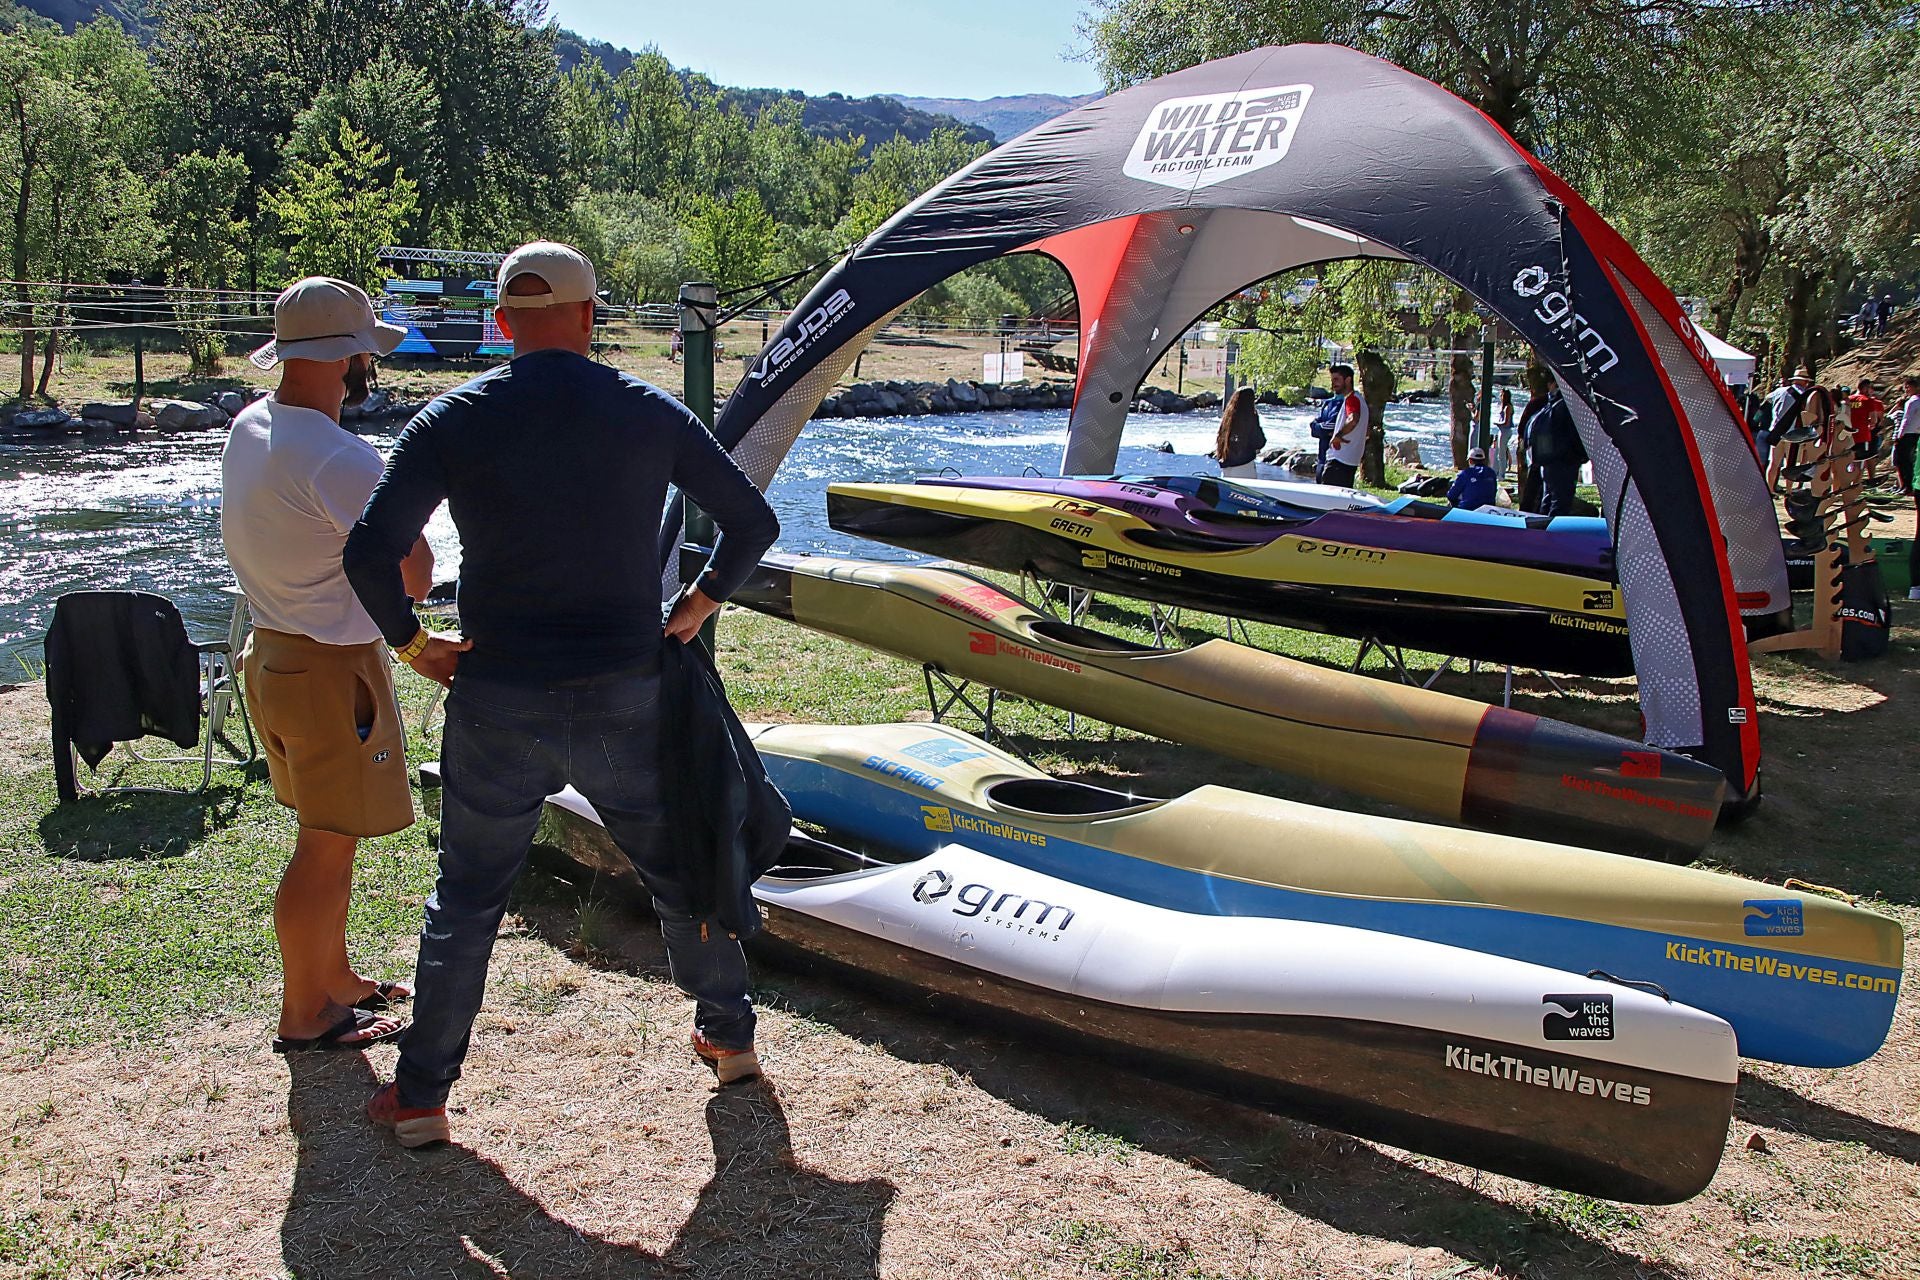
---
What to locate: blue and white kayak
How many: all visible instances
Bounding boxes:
[747,722,1901,1069]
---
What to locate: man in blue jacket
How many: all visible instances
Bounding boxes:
[1447,447,1498,510]
[343,242,780,1148]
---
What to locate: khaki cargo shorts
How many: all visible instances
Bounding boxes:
[241,628,414,838]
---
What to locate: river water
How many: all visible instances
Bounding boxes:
[0,400,1457,670]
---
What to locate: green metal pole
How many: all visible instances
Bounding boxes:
[1476,317,1496,455]
[678,280,720,652]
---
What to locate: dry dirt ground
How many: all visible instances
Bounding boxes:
[6,606,1920,1279]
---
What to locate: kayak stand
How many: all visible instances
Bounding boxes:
[921,663,1041,766]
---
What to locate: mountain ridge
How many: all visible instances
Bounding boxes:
[4,2,999,152]
[886,91,1102,143]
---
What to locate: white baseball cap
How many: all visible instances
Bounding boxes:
[250,277,406,370]
[496,241,598,308]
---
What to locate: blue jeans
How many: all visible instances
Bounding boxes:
[395,665,755,1108]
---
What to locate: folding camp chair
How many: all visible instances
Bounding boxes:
[45,589,257,802]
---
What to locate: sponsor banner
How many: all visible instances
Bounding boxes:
[749,288,855,384]
[1510,265,1621,374]
[983,352,1025,383]
[1124,84,1314,190]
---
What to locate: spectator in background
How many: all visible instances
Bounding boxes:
[1448,447,1498,510]
[1847,378,1886,482]
[1876,295,1894,337]
[1895,374,1919,497]
[1525,371,1587,517]
[1493,387,1515,481]
[1319,363,1368,489]
[1212,386,1266,479]
[1763,366,1816,491]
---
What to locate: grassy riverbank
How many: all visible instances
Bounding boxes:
[8,322,1183,416]
[1,596,1915,1278]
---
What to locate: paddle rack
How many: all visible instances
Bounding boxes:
[1748,429,1861,661]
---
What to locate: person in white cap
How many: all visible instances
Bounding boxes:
[345,241,779,1147]
[221,276,438,1051]
[1448,445,1499,509]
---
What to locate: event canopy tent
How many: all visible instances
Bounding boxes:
[1689,324,1758,389]
[708,45,1789,805]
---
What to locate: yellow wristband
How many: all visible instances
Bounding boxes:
[395,627,430,662]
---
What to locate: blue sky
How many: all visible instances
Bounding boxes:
[545,0,1105,99]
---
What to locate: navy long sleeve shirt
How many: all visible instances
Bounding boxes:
[343,349,779,682]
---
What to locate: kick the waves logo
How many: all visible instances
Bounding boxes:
[1124,84,1314,190]
[746,288,854,383]
[1444,1045,1651,1106]
[1742,899,1805,937]
[1541,993,1614,1041]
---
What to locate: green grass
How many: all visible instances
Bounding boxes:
[1048,1220,1235,1280]
[1732,1234,1882,1275]
[1056,1120,1138,1162]
[0,1204,189,1278]
[0,580,1639,1047]
[0,677,447,1043]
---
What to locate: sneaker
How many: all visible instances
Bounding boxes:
[366,1080,451,1148]
[691,1029,761,1085]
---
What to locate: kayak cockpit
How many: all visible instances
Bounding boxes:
[764,831,904,881]
[983,777,1165,821]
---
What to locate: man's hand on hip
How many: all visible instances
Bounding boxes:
[408,632,473,687]
[664,587,721,644]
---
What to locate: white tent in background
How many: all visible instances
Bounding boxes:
[1687,321,1757,388]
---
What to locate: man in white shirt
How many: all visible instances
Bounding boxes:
[1895,374,1919,496]
[1320,363,1369,489]
[222,277,441,1051]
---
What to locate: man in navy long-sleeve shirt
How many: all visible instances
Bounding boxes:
[346,242,779,1147]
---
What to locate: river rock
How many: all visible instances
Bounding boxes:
[80,401,140,426]
[214,391,246,416]
[12,407,72,430]
[151,399,229,432]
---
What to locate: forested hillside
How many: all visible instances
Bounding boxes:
[0,0,1063,403]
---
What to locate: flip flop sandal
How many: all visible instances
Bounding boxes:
[354,981,413,1012]
[273,1007,408,1053]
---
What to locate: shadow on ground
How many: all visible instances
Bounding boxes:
[505,865,1680,1280]
[280,1051,894,1278]
[35,776,251,861]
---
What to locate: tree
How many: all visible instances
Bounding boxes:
[684,189,778,292]
[266,120,419,289]
[0,18,157,398]
[283,50,441,232]
[158,149,250,374]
